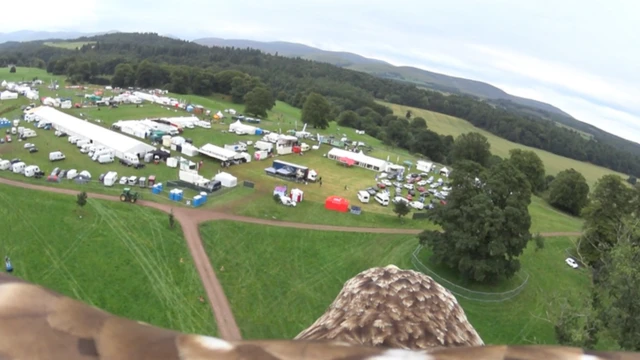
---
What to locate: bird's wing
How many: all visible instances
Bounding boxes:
[0,273,638,359]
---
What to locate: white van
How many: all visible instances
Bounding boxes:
[98,154,114,164]
[92,149,114,161]
[123,152,139,165]
[49,151,66,162]
[24,165,41,177]
[357,190,370,203]
[80,144,91,154]
[68,136,79,144]
[374,192,390,206]
[0,160,10,170]
[11,162,26,174]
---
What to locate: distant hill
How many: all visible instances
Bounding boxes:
[194,37,572,118]
[0,30,119,44]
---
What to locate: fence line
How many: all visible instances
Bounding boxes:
[410,245,529,302]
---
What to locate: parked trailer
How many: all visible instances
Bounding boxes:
[269,160,317,182]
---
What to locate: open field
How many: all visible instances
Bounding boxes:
[0,183,216,335]
[43,41,95,49]
[0,67,584,231]
[382,102,627,186]
[200,221,588,344]
[416,236,589,345]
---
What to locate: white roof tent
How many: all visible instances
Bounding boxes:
[327,148,387,172]
[30,106,156,158]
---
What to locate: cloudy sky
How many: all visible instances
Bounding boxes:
[3,0,639,143]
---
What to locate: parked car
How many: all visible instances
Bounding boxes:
[403,183,414,190]
[376,182,386,189]
[365,187,378,195]
[380,179,392,186]
[23,143,34,149]
[119,176,128,185]
[28,147,38,153]
[58,169,67,178]
[279,195,297,207]
[417,180,427,186]
[50,167,60,176]
[565,258,579,269]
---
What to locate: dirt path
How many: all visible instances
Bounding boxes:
[0,177,583,340]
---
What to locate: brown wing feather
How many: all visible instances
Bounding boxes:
[295,265,484,350]
[1,272,640,359]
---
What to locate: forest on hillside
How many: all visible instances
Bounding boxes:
[1,32,639,176]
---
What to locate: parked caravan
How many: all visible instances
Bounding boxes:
[374,192,390,206]
[68,136,79,144]
[357,190,370,203]
[123,152,139,165]
[98,154,114,164]
[49,151,66,162]
[10,127,16,135]
[24,165,41,177]
[0,160,10,170]
[11,162,26,174]
[92,149,114,161]
[22,129,36,138]
[80,144,91,154]
[103,172,118,186]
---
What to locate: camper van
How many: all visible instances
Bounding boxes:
[374,192,390,206]
[11,162,26,174]
[0,160,10,170]
[49,151,66,162]
[98,154,114,164]
[24,165,41,177]
[357,190,370,203]
[103,172,118,187]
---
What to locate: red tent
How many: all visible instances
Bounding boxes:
[325,196,350,212]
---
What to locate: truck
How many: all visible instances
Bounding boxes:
[198,143,249,164]
[270,160,318,182]
[178,170,222,192]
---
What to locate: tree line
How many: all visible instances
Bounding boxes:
[1,32,639,176]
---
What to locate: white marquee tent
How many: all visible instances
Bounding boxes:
[30,106,156,158]
[0,91,18,100]
[214,172,238,188]
[327,148,387,172]
[229,120,256,134]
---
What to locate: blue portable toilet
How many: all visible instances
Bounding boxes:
[0,119,10,128]
[152,184,161,194]
[255,128,263,135]
[169,189,177,201]
[175,189,184,201]
[199,191,208,202]
[193,195,203,207]
[156,182,164,191]
[186,105,194,112]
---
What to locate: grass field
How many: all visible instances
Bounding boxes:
[200,221,588,344]
[382,102,627,186]
[43,41,95,50]
[0,67,586,231]
[0,183,216,335]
